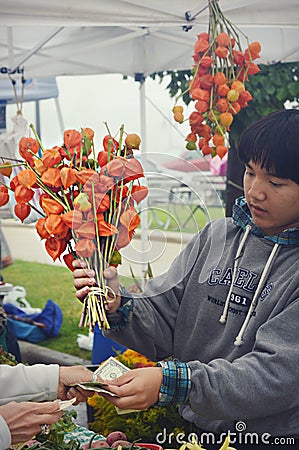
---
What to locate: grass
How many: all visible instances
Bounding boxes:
[148,204,225,233]
[2,260,92,359]
[2,260,131,360]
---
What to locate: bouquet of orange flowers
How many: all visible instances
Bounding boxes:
[173,0,261,159]
[0,123,148,330]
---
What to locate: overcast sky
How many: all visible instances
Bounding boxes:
[5,73,192,163]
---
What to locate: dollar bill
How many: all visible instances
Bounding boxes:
[94,356,139,415]
[93,356,130,381]
[58,398,77,410]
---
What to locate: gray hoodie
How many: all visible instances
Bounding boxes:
[107,197,299,438]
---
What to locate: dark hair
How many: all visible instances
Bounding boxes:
[237,109,299,184]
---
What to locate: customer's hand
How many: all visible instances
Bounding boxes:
[0,400,62,444]
[58,366,94,403]
[73,260,121,313]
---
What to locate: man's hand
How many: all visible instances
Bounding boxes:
[0,401,62,444]
[73,260,121,313]
[100,367,163,411]
[58,366,94,403]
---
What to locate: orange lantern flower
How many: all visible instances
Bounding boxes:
[195,100,209,113]
[123,158,144,183]
[120,207,141,232]
[17,169,37,189]
[45,236,67,261]
[41,197,64,216]
[63,253,75,271]
[60,167,77,189]
[45,214,65,236]
[191,88,210,101]
[131,185,149,204]
[213,72,227,86]
[76,169,97,185]
[34,159,48,176]
[125,134,141,150]
[61,210,83,229]
[0,162,12,178]
[42,148,62,167]
[105,158,126,178]
[97,213,118,236]
[215,46,229,59]
[14,185,34,204]
[93,193,110,213]
[219,112,234,128]
[41,168,61,188]
[82,127,94,141]
[14,202,31,223]
[103,135,119,152]
[97,151,109,167]
[216,32,230,47]
[0,185,9,206]
[19,137,39,163]
[36,218,50,240]
[76,221,96,240]
[74,192,92,213]
[64,129,82,151]
[116,226,131,250]
[74,238,96,258]
[217,84,230,97]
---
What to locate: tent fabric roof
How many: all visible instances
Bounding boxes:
[1,0,298,27]
[0,0,298,78]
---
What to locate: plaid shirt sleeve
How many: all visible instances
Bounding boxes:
[156,359,192,406]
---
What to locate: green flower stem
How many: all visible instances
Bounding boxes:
[117,124,125,156]
[29,123,45,151]
[27,201,45,217]
[0,180,13,191]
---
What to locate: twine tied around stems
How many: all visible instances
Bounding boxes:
[79,285,117,330]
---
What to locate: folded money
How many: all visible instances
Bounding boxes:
[67,381,119,396]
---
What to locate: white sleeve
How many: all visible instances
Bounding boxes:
[0,363,59,404]
[0,415,11,450]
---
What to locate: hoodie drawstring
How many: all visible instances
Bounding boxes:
[219,224,252,325]
[234,242,280,346]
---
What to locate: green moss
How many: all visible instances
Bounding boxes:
[88,396,196,445]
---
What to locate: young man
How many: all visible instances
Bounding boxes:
[74,109,299,446]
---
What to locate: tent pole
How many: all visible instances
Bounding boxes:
[139,75,149,289]
[54,97,65,136]
[35,100,41,139]
[10,27,64,74]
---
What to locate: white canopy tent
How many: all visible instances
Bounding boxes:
[0,0,298,163]
[0,0,298,79]
[0,0,298,156]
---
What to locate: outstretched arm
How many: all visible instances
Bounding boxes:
[0,401,62,448]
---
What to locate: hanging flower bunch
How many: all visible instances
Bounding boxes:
[173,0,261,159]
[0,124,148,330]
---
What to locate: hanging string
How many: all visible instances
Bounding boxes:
[8,67,25,115]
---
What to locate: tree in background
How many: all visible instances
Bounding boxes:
[151,62,299,215]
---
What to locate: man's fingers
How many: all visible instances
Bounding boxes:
[72,259,87,270]
[104,266,118,279]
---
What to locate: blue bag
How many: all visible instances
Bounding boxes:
[4,299,63,343]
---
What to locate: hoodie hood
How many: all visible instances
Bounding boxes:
[232,196,299,245]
